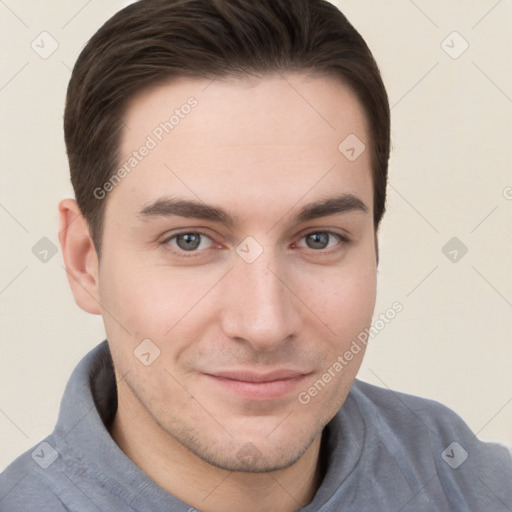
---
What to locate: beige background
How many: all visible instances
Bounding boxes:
[1,0,511,471]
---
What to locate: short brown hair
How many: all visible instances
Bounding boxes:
[64,0,390,253]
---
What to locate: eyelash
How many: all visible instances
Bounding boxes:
[160,230,350,258]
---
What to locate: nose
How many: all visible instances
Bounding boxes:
[219,251,303,352]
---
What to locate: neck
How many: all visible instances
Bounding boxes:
[111,386,324,512]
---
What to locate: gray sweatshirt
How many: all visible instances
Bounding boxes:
[1,341,511,511]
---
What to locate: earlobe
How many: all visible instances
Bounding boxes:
[58,198,102,315]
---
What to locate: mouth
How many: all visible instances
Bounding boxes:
[203,369,310,400]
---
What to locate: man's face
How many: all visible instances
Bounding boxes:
[98,73,377,471]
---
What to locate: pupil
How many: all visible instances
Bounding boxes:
[177,233,201,251]
[307,233,328,249]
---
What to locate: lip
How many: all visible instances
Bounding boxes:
[203,369,309,400]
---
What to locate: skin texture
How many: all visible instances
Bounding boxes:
[59,73,377,512]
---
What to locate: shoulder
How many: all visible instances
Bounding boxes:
[0,437,68,511]
[348,379,512,494]
[350,378,474,430]
[350,379,510,450]
[342,380,512,508]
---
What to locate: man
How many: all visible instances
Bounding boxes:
[1,0,511,510]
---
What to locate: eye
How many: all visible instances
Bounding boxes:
[165,232,215,252]
[296,231,344,251]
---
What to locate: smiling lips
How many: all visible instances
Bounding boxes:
[204,369,310,400]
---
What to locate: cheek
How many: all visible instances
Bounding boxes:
[297,261,376,410]
[302,257,377,343]
[98,257,223,343]
[336,269,376,335]
[98,265,163,334]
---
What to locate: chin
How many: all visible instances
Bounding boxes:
[171,421,317,473]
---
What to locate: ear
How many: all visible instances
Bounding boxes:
[58,198,101,315]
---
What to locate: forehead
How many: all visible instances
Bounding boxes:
[108,73,372,224]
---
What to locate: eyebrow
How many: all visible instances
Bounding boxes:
[292,194,368,224]
[137,193,368,228]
